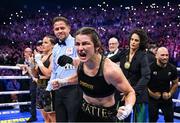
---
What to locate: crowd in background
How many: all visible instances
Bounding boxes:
[0,1,179,117]
[0,2,179,67]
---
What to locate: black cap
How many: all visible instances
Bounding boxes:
[36,40,43,46]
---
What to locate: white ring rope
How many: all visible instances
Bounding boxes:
[0,76,30,79]
[0,91,30,95]
[0,101,31,107]
[0,65,179,118]
[0,65,21,70]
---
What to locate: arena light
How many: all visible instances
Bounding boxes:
[57,5,61,9]
[125,7,130,10]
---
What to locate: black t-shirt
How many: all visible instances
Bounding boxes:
[148,62,177,92]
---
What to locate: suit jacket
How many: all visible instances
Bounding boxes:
[110,49,151,103]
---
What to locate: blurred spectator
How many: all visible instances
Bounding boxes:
[5,79,20,102]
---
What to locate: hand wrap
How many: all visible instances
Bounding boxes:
[117,104,133,120]
[35,54,43,67]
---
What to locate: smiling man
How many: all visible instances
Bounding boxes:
[46,16,82,122]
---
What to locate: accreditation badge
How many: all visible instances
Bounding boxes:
[66,47,73,55]
[124,61,130,69]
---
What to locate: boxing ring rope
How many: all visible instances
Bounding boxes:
[0,102,31,107]
[0,65,180,118]
[0,91,30,95]
[0,65,21,70]
[0,65,31,114]
[0,76,30,79]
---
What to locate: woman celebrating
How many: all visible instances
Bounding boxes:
[51,27,136,122]
[33,35,56,122]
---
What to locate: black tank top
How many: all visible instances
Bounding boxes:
[38,53,52,76]
[78,55,115,98]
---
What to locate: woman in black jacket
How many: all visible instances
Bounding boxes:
[110,29,151,122]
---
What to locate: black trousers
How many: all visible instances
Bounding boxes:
[18,79,30,112]
[55,85,82,122]
[149,97,174,122]
[29,81,37,118]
